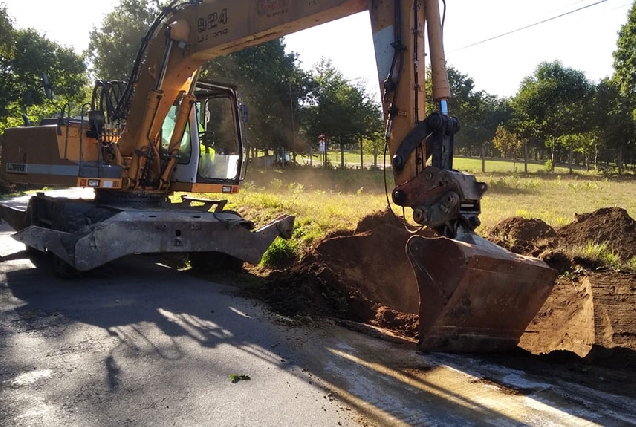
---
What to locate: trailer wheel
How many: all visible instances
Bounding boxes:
[189,251,244,274]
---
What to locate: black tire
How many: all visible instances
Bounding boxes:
[22,206,39,256]
[49,206,85,279]
[189,251,244,274]
[50,252,79,279]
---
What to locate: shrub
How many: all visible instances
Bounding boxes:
[261,237,299,269]
[544,159,553,172]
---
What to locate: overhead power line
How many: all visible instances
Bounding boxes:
[450,0,610,52]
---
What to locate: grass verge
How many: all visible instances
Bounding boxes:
[177,167,636,269]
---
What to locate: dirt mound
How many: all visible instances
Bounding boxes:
[258,209,428,337]
[556,207,636,261]
[490,217,556,243]
[488,217,557,260]
[488,208,636,271]
[490,208,636,263]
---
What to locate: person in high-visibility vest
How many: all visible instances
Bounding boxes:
[198,131,214,177]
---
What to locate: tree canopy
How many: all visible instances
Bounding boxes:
[512,61,593,141]
[201,39,312,153]
[300,59,382,154]
[87,0,159,80]
[0,9,87,133]
[613,2,636,97]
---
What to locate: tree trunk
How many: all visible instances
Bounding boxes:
[360,140,364,170]
[309,145,313,167]
[524,142,528,174]
[373,145,378,169]
[618,147,624,175]
[481,144,486,173]
[594,145,598,171]
[341,143,345,169]
[551,137,556,172]
[568,143,573,174]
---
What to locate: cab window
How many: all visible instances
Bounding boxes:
[161,105,192,165]
[197,96,240,180]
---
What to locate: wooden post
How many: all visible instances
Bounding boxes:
[524,141,528,174]
[341,143,345,169]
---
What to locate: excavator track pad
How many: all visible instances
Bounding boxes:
[407,230,557,352]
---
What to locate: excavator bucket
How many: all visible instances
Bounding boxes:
[407,229,557,352]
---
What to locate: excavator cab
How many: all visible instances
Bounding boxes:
[166,80,248,193]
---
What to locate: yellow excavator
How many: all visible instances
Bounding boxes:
[0,0,556,352]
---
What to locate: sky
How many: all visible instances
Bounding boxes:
[4,0,633,103]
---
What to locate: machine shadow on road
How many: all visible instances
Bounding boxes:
[3,249,635,426]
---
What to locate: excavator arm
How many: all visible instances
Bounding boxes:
[113,0,483,236]
[113,1,444,198]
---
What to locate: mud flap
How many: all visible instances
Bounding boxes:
[407,230,557,352]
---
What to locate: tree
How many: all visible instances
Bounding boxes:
[201,39,312,157]
[88,0,160,79]
[492,124,524,170]
[0,4,13,58]
[0,4,15,122]
[610,4,636,173]
[594,77,633,173]
[613,2,636,97]
[511,61,594,171]
[0,26,87,133]
[299,59,383,168]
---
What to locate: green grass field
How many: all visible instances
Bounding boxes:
[185,163,636,260]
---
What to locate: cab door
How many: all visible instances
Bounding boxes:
[167,81,245,194]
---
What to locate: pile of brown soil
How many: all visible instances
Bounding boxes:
[490,207,636,264]
[257,209,425,337]
[488,217,556,258]
[490,217,556,243]
[556,207,636,261]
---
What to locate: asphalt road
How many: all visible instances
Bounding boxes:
[2,223,636,427]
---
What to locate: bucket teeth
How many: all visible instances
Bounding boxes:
[406,234,557,352]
